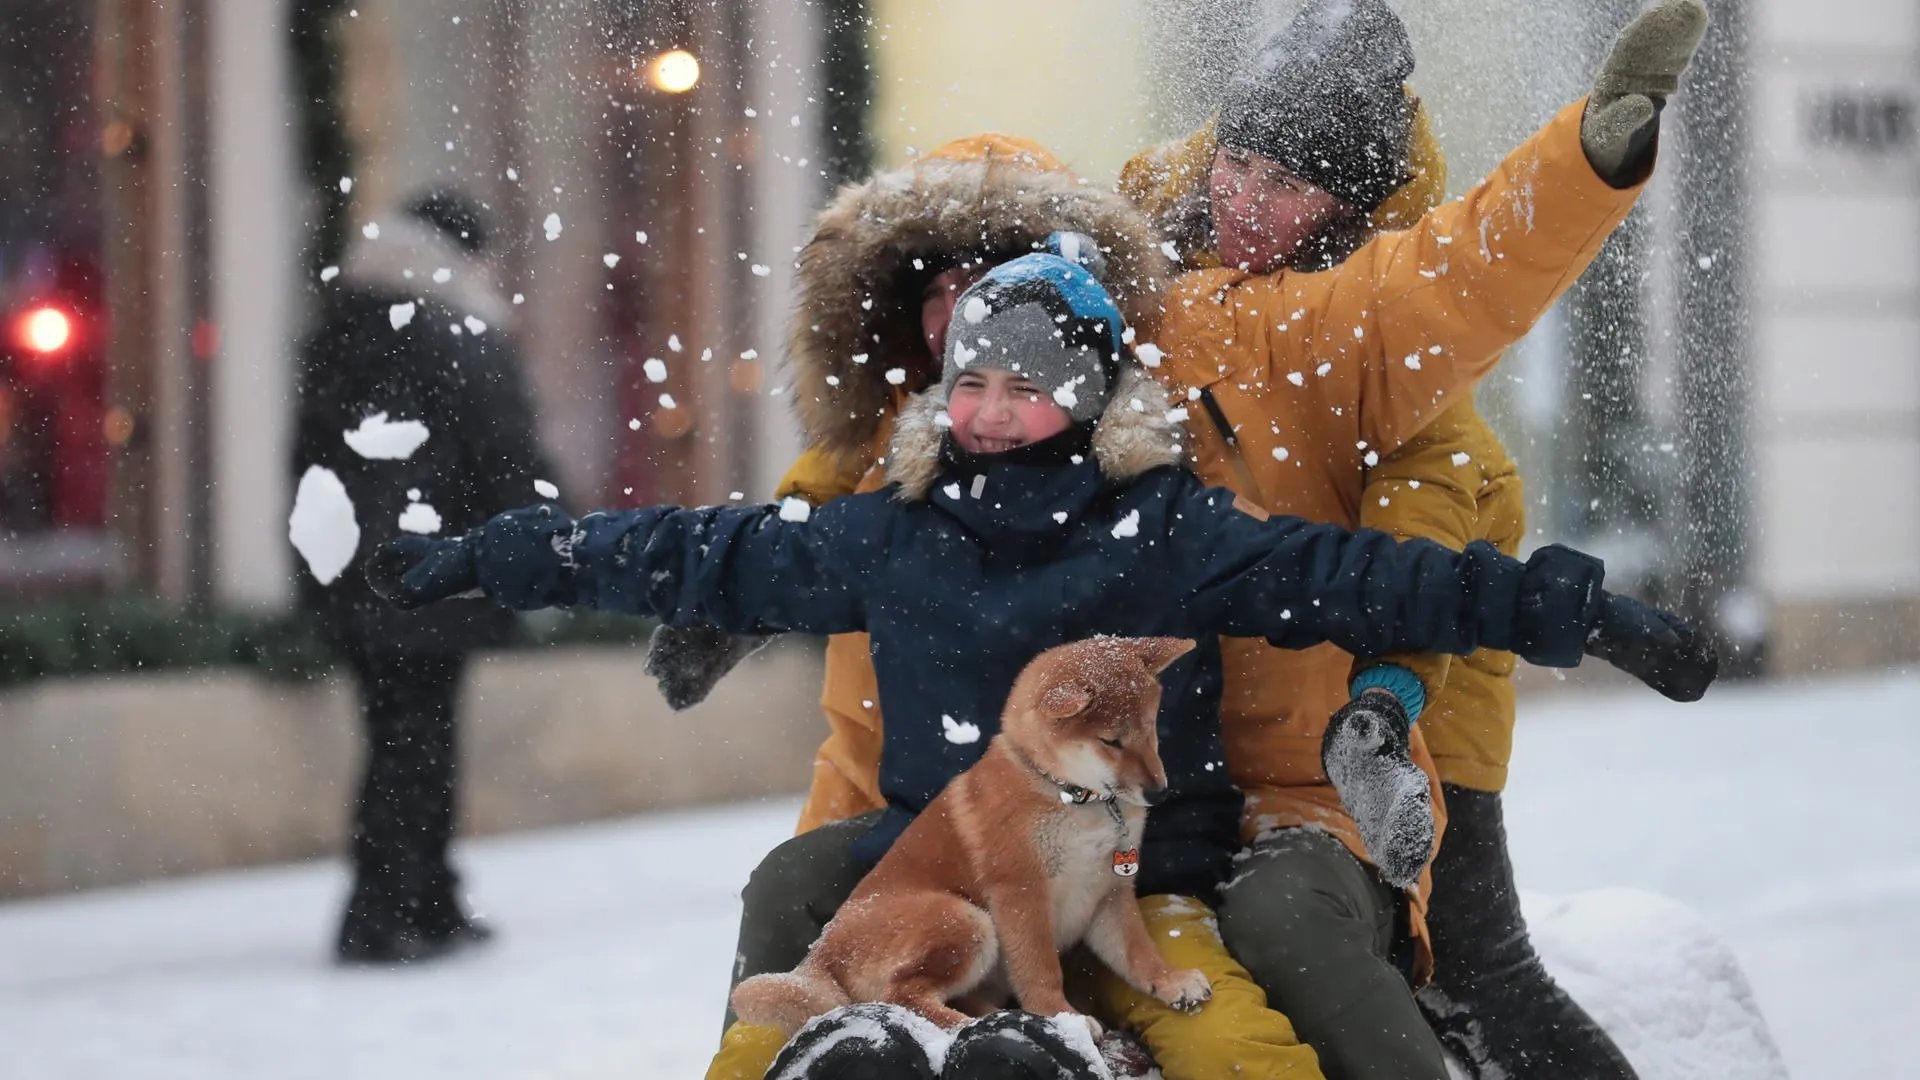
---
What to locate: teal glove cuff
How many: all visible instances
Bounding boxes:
[1349,664,1426,727]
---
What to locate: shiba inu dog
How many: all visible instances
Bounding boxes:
[732,635,1213,1035]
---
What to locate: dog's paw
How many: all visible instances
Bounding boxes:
[1151,968,1212,1012]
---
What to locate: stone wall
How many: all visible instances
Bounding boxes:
[0,641,823,898]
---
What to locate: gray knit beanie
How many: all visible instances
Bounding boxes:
[940,251,1127,425]
[1216,0,1416,213]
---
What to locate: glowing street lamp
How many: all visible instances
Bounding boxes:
[18,305,73,356]
[645,49,700,94]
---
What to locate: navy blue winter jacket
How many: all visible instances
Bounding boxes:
[444,378,1604,899]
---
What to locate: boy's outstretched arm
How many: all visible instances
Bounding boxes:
[1167,477,1716,702]
[365,499,884,636]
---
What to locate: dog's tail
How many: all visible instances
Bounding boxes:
[731,969,852,1036]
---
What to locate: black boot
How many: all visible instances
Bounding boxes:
[1418,785,1639,1079]
[943,1011,1107,1080]
[765,1003,941,1080]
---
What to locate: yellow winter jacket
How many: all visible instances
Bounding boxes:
[1360,401,1526,792]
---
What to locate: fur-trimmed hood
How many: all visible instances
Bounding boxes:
[884,364,1184,502]
[787,134,1174,471]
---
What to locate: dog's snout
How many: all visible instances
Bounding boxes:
[1142,785,1171,807]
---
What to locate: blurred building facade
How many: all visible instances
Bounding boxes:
[0,0,850,610]
[0,0,1914,658]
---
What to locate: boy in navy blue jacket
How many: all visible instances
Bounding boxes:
[369,253,1712,1071]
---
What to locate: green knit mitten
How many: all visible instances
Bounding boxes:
[1581,0,1709,186]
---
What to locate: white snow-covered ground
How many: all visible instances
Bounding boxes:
[2,671,1914,1079]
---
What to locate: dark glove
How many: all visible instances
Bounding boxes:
[1322,689,1433,889]
[644,622,775,711]
[366,503,580,611]
[365,534,480,609]
[1581,0,1708,186]
[1584,591,1718,702]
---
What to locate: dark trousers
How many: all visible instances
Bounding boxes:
[723,812,882,1032]
[340,649,471,936]
[1419,785,1638,1079]
[1217,827,1451,1080]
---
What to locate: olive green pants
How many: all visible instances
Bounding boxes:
[721,811,880,1032]
[1217,827,1449,1080]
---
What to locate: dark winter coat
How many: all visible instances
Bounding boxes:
[293,222,546,656]
[464,369,1606,899]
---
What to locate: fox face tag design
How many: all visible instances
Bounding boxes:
[1112,848,1140,877]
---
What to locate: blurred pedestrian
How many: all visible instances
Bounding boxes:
[292,188,547,964]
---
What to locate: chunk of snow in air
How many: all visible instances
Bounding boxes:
[339,177,353,193]
[432,268,452,284]
[1272,446,1290,462]
[533,479,559,499]
[288,465,359,585]
[603,253,620,268]
[1112,510,1141,538]
[464,316,487,335]
[777,497,811,523]
[398,502,442,535]
[1135,343,1164,368]
[942,714,981,744]
[543,213,563,241]
[885,368,907,385]
[343,412,429,460]
[943,483,962,500]
[628,418,642,431]
[1452,452,1472,467]
[668,335,683,352]
[750,264,771,277]
[1053,386,1078,409]
[659,393,678,410]
[388,302,415,329]
[962,295,990,324]
[643,358,668,383]
[361,222,380,240]
[319,266,339,283]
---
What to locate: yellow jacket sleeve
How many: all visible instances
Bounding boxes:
[1159,98,1644,466]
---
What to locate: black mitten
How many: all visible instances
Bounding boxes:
[1322,689,1434,889]
[365,534,480,609]
[1584,592,1719,702]
[644,622,774,710]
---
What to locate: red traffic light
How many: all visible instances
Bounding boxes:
[16,305,74,355]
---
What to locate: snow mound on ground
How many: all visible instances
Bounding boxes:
[288,465,359,584]
[1524,888,1790,1080]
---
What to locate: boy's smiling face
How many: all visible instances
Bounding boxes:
[946,367,1074,454]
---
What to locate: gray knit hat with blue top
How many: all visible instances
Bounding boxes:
[940,244,1129,425]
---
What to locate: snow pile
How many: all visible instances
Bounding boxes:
[1525,888,1790,1080]
[342,412,429,460]
[288,465,359,584]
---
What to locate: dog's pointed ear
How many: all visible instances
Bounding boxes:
[1037,680,1094,719]
[1129,637,1196,674]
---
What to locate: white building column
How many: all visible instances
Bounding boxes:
[208,0,302,609]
